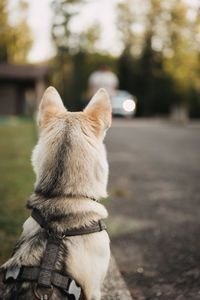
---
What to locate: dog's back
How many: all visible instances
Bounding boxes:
[0,87,112,300]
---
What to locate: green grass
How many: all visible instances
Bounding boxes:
[0,117,37,264]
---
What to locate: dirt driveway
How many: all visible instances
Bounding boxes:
[105,119,200,300]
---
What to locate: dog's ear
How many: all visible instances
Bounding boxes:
[37,86,66,127]
[84,88,112,135]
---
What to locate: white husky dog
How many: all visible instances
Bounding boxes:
[0,87,112,300]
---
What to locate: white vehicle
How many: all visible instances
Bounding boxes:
[111,90,137,117]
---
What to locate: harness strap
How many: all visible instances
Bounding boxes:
[5,266,70,290]
[52,272,70,290]
[4,209,107,299]
[4,266,81,298]
[31,209,107,237]
[38,237,61,288]
[31,209,48,230]
[58,220,106,236]
[21,266,39,281]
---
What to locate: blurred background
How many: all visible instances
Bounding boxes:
[0,0,200,118]
[0,0,200,299]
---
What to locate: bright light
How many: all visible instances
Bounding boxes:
[122,99,136,112]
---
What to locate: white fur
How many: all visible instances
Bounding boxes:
[2,87,112,300]
[85,88,109,109]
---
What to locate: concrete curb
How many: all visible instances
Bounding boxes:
[102,256,133,300]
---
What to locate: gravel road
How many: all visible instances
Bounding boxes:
[105,119,200,300]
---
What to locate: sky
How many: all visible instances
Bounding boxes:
[26,0,55,62]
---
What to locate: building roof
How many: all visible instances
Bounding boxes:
[0,63,49,81]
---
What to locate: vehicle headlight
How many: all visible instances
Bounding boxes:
[122,99,136,112]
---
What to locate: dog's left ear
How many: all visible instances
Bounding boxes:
[37,86,66,127]
[84,88,112,134]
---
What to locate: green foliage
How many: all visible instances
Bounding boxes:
[51,0,117,110]
[51,51,117,110]
[116,0,200,117]
[0,0,32,63]
[118,38,178,116]
[50,0,200,116]
[0,118,36,264]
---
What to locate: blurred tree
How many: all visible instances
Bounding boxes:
[117,0,200,117]
[51,0,117,110]
[162,0,200,113]
[117,0,135,49]
[0,0,9,62]
[51,0,84,109]
[51,0,90,53]
[0,0,32,63]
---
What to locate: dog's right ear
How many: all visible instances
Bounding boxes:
[84,88,112,137]
[37,86,66,127]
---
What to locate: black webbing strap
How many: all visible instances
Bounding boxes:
[19,267,70,290]
[31,209,107,237]
[29,209,107,291]
[4,209,107,296]
[20,266,39,281]
[38,237,61,288]
[4,266,74,290]
[52,272,70,290]
[60,220,106,236]
[31,209,48,230]
[4,265,82,299]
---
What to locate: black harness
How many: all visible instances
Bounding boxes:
[4,209,107,300]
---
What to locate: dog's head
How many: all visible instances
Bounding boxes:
[32,87,112,200]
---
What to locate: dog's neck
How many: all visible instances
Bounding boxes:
[27,192,98,211]
[33,190,98,202]
[26,192,108,231]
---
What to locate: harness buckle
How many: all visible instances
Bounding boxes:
[33,284,53,300]
[4,266,21,282]
[63,279,82,300]
[47,229,66,240]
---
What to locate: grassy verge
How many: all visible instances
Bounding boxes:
[0,117,36,265]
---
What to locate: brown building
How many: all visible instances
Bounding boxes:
[0,64,49,115]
